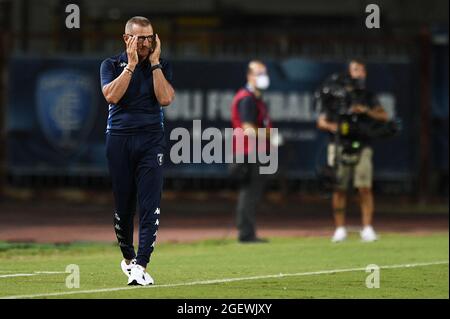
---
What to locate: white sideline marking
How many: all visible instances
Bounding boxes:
[0,271,66,278]
[34,271,66,274]
[1,261,448,299]
[0,274,36,278]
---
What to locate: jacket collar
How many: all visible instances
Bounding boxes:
[119,51,128,63]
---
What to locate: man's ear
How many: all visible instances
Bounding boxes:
[123,34,129,43]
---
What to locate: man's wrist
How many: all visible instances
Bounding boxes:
[151,63,163,72]
[126,63,136,71]
[150,60,160,66]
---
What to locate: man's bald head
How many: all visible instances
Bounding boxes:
[125,16,152,34]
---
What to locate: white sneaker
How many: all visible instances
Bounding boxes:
[127,264,154,286]
[331,227,347,243]
[360,226,378,242]
[120,259,136,277]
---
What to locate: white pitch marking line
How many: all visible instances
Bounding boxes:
[34,271,66,274]
[0,271,66,279]
[1,261,448,299]
[0,274,36,278]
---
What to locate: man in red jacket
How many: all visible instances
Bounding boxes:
[230,60,272,243]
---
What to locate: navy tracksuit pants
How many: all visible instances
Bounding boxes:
[106,131,165,268]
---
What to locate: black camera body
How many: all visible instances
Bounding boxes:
[316,73,400,161]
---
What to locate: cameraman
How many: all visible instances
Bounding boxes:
[317,59,388,242]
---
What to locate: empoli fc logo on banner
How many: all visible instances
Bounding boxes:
[36,70,97,153]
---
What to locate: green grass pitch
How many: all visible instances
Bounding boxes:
[0,233,448,299]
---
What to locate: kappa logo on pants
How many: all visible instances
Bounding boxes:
[157,153,164,166]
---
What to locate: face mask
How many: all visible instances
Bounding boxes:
[255,74,270,90]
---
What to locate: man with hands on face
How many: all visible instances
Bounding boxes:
[100,16,175,286]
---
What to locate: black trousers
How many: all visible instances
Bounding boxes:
[234,162,266,240]
[106,131,165,268]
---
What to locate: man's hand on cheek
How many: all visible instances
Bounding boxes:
[126,35,138,68]
[149,34,161,65]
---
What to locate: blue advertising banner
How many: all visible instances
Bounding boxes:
[6,56,420,182]
[7,57,107,176]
